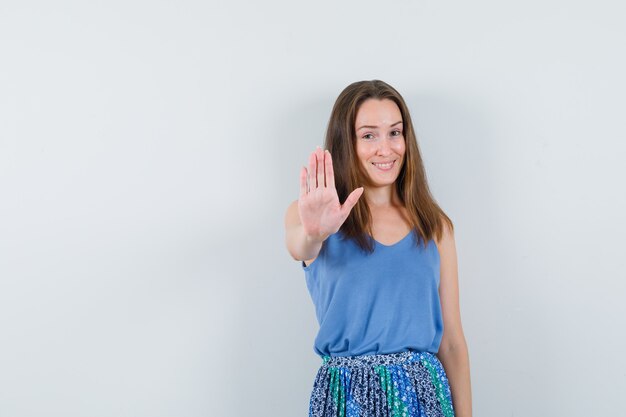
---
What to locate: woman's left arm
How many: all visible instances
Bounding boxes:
[436,220,472,417]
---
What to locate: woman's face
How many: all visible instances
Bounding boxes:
[354,98,406,188]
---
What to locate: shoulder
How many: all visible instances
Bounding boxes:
[434,214,456,259]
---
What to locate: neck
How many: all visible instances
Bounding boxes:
[364,184,401,208]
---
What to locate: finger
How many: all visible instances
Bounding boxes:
[308,151,317,189]
[316,147,324,188]
[324,149,335,189]
[341,187,364,217]
[300,166,308,198]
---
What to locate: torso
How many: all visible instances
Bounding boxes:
[302,212,444,357]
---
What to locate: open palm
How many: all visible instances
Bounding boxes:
[298,148,363,240]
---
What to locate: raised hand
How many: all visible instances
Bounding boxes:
[298,147,364,242]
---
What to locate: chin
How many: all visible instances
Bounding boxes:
[367,175,400,188]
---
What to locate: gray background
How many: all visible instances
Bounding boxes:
[1,0,625,416]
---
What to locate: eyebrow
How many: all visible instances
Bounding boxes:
[357,121,403,131]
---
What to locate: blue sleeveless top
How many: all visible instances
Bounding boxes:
[303,230,443,358]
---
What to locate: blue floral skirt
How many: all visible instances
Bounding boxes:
[308,350,454,417]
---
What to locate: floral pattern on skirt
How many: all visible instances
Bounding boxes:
[308,350,454,417]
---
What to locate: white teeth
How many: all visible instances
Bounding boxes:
[373,161,394,169]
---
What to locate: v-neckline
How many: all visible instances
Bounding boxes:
[372,230,413,248]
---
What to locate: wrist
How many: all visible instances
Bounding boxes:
[305,232,329,245]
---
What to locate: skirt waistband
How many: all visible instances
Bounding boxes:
[321,350,436,368]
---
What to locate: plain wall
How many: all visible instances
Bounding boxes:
[1,0,625,416]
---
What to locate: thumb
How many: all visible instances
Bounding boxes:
[340,187,364,217]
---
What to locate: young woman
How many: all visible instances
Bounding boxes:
[285,80,472,417]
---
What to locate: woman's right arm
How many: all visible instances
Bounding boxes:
[284,147,363,262]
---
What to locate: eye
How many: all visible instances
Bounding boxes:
[391,130,403,137]
[362,133,375,140]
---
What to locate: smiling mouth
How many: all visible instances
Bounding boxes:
[371,160,396,171]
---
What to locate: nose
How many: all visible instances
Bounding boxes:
[376,137,392,156]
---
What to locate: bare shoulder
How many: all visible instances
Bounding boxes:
[435,216,454,245]
[434,215,456,252]
[284,199,301,229]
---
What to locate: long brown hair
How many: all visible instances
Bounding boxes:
[324,80,453,252]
